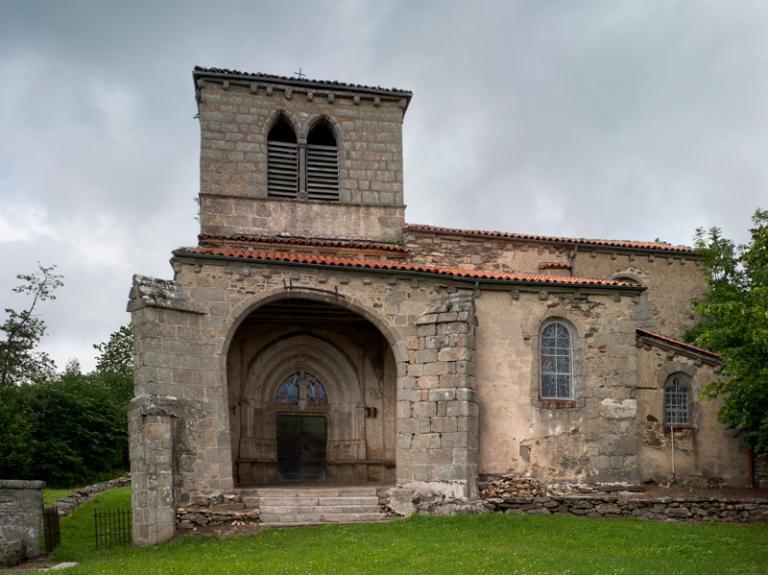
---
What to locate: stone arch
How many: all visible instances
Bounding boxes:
[242,334,361,408]
[264,109,300,142]
[220,287,408,368]
[306,114,342,144]
[223,288,404,485]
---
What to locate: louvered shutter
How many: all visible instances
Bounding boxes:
[267,141,299,198]
[306,143,339,201]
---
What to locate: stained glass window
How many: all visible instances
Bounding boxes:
[540,321,572,399]
[664,375,690,425]
[275,372,328,405]
[306,373,328,405]
[275,373,300,404]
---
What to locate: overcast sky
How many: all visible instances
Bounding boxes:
[1,0,766,371]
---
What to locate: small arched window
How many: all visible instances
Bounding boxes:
[540,321,572,399]
[306,120,339,201]
[267,116,299,198]
[664,374,690,425]
[275,371,328,405]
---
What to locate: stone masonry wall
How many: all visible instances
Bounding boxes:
[404,229,706,340]
[636,345,748,487]
[0,480,44,567]
[129,260,482,542]
[574,250,706,339]
[128,257,649,542]
[475,289,640,486]
[196,79,406,242]
[394,291,480,507]
[404,232,570,274]
[482,494,768,522]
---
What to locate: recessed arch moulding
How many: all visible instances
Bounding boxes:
[229,329,392,485]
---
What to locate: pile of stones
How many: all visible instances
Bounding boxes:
[176,493,259,530]
[479,475,550,498]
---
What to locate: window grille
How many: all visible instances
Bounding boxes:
[540,321,572,399]
[267,117,298,198]
[664,376,690,425]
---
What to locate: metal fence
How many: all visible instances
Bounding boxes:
[42,506,61,553]
[94,507,132,550]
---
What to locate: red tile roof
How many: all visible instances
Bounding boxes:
[539,262,572,270]
[198,234,407,254]
[175,246,645,289]
[636,329,720,360]
[405,224,698,255]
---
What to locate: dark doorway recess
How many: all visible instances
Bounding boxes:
[276,415,327,481]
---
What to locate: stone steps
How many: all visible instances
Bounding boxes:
[260,504,382,514]
[240,485,388,525]
[259,512,387,523]
[244,496,380,507]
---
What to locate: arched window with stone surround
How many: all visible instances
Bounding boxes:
[540,320,573,400]
[267,115,299,198]
[664,373,691,426]
[306,119,339,201]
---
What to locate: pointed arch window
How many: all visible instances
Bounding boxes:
[306,120,339,201]
[267,116,299,198]
[540,321,572,400]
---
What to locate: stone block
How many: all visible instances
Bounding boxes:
[413,401,437,418]
[413,433,441,449]
[427,388,456,402]
[415,349,438,363]
[437,347,471,362]
[417,324,436,337]
[446,400,478,417]
[423,362,450,376]
[417,375,440,389]
[431,416,458,433]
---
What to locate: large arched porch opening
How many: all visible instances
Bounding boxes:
[226,296,398,486]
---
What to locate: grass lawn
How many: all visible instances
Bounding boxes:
[51,488,768,575]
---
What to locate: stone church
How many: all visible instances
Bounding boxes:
[127,66,748,544]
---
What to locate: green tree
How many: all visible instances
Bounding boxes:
[687,208,768,457]
[93,324,133,403]
[0,264,64,387]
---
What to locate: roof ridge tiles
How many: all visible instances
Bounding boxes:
[405,223,698,254]
[197,233,407,253]
[193,66,412,96]
[636,328,720,359]
[175,246,645,289]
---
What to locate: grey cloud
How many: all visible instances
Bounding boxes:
[1,0,766,369]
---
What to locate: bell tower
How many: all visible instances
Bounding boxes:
[193,67,412,244]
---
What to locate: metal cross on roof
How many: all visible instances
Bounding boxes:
[294,67,306,79]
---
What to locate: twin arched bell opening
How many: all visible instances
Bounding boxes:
[267,116,339,200]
